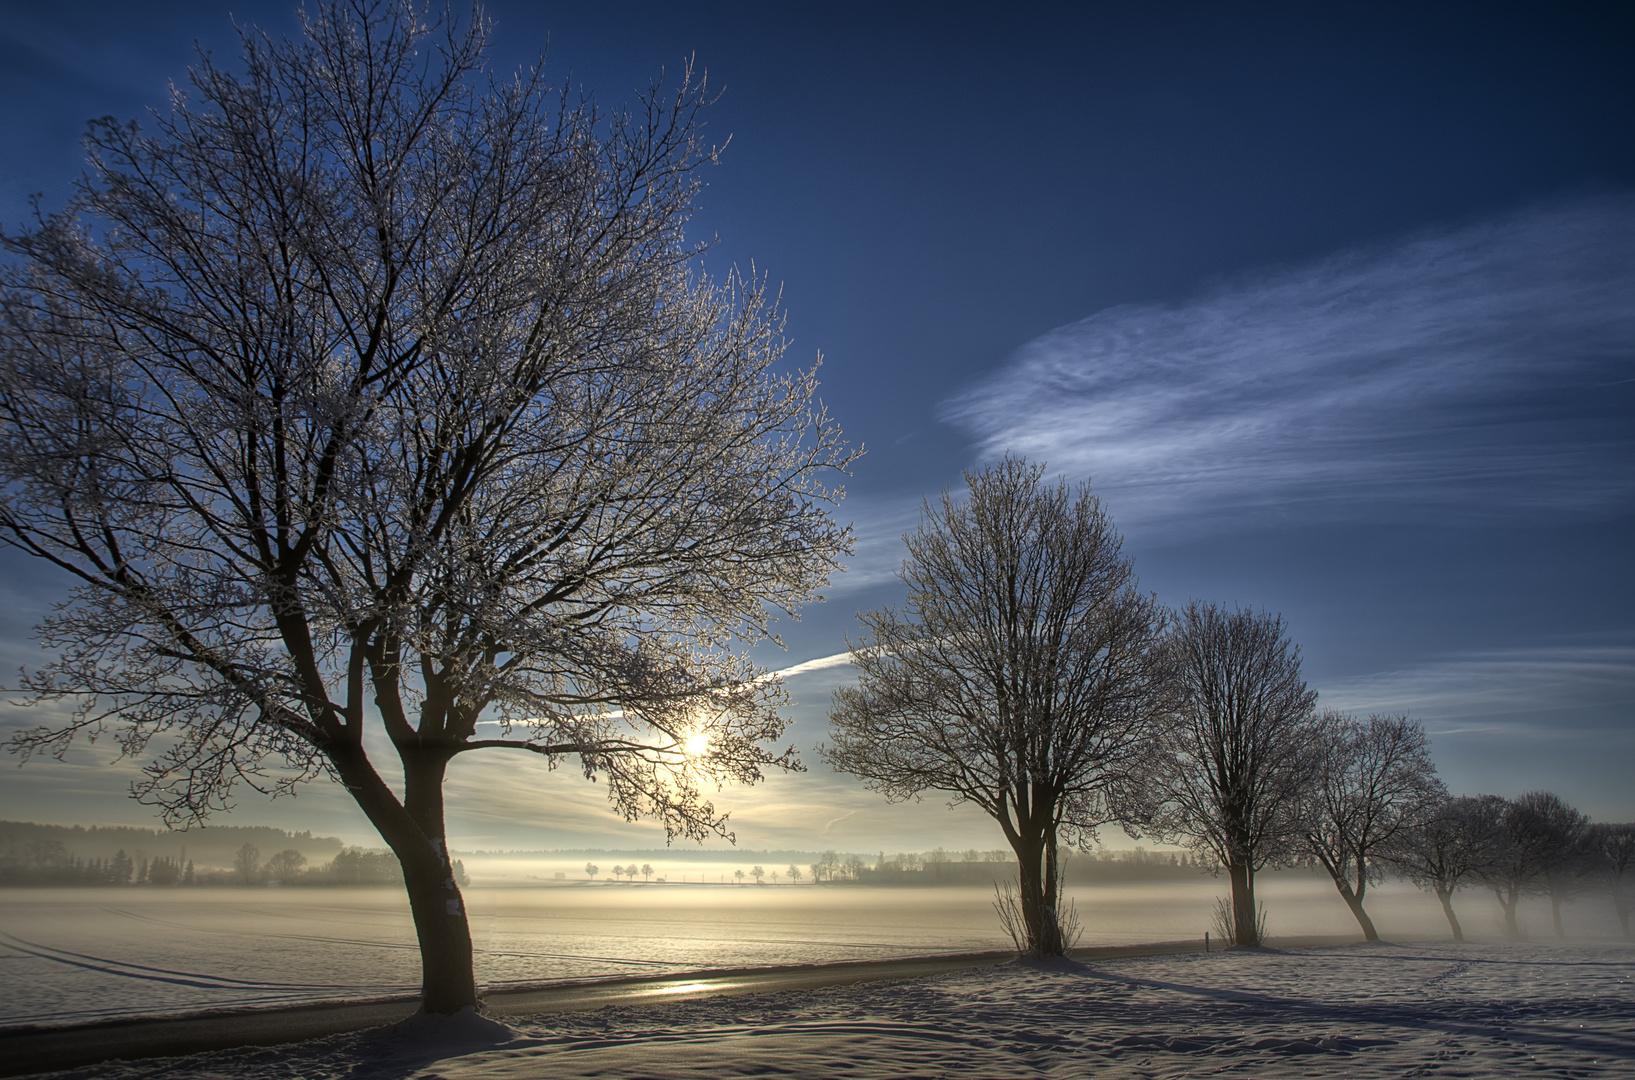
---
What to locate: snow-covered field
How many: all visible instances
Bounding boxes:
[31,940,1635,1079]
[2,876,1624,1030]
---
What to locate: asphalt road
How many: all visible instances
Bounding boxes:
[3,937,1326,1078]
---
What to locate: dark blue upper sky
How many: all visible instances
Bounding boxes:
[0,1,1630,849]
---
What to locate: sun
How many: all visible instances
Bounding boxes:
[682,731,711,758]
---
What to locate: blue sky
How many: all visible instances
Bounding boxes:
[0,0,1631,852]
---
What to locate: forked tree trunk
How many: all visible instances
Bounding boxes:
[1330,877,1380,941]
[1494,886,1523,940]
[329,743,478,1014]
[1012,832,1064,958]
[1227,860,1260,947]
[1317,854,1379,941]
[1435,888,1464,941]
[1549,893,1567,939]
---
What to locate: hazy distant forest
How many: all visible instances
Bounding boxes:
[4,814,1628,949]
[0,819,1213,888]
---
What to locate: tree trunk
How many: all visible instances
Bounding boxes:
[1435,888,1464,941]
[1013,832,1064,958]
[1495,886,1522,940]
[1331,877,1379,941]
[1227,860,1260,947]
[1550,893,1566,939]
[401,749,477,1013]
[1319,854,1378,941]
[329,743,478,1014]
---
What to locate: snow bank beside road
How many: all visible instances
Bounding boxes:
[35,941,1635,1079]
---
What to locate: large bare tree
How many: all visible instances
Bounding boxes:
[824,458,1169,957]
[0,1,852,1014]
[1302,711,1445,940]
[1146,603,1318,947]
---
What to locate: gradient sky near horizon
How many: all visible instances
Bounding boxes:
[0,0,1630,854]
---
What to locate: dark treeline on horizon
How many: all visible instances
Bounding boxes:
[0,820,343,863]
[0,832,468,889]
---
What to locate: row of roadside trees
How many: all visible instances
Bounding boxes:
[824,458,1631,955]
[1393,793,1633,941]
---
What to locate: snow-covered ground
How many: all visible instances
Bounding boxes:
[3,876,1625,1029]
[32,940,1635,1079]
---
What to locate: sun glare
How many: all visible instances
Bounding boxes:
[683,731,711,758]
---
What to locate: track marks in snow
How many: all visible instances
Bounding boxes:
[0,931,390,994]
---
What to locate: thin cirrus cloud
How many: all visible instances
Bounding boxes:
[941,194,1635,536]
[1316,640,1635,737]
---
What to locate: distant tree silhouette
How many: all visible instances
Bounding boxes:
[788,864,803,884]
[641,863,654,883]
[1479,797,1550,939]
[234,844,261,885]
[266,849,308,886]
[1517,791,1590,938]
[1301,712,1445,940]
[751,865,765,884]
[586,863,600,881]
[329,847,399,885]
[1388,794,1507,940]
[147,856,184,886]
[1583,822,1635,938]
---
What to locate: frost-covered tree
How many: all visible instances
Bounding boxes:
[1147,603,1319,948]
[1301,712,1445,940]
[0,1,850,1014]
[825,459,1169,957]
[1386,793,1507,941]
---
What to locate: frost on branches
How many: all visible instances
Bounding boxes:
[0,0,853,1013]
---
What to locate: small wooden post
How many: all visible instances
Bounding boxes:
[1204,931,1210,953]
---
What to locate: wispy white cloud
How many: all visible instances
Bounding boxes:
[1317,640,1635,734]
[942,195,1635,536]
[827,496,925,594]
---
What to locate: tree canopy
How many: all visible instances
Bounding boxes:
[1146,602,1318,947]
[825,458,1168,956]
[0,0,852,1013]
[1301,711,1444,940]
